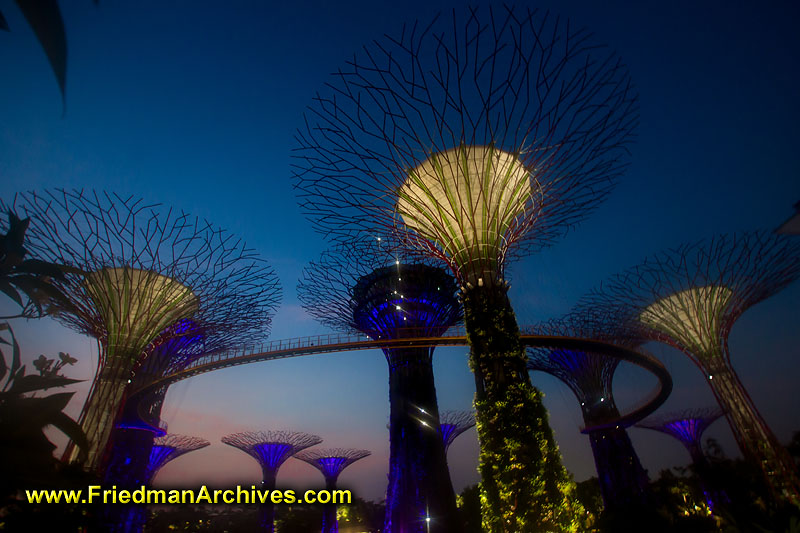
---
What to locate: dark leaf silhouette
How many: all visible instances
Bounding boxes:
[13,0,67,105]
[8,374,82,394]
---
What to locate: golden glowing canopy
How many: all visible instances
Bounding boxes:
[639,285,733,359]
[396,145,535,283]
[84,267,199,360]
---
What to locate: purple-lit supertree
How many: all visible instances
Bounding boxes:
[292,6,637,530]
[437,411,475,456]
[527,312,652,511]
[637,408,725,511]
[294,448,371,533]
[0,189,281,473]
[298,239,463,533]
[581,231,800,505]
[222,430,322,532]
[110,434,210,533]
[144,433,210,484]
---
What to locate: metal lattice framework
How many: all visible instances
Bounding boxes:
[222,430,322,479]
[293,6,638,287]
[298,238,462,342]
[0,189,281,472]
[580,230,800,505]
[437,410,475,454]
[144,434,210,484]
[292,7,637,530]
[295,448,371,483]
[299,238,464,532]
[528,312,653,509]
[222,430,322,532]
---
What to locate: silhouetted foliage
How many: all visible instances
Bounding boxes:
[0,210,90,520]
[1,0,68,106]
[457,484,482,533]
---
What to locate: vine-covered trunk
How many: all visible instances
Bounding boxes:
[704,362,800,505]
[384,347,461,533]
[463,285,583,533]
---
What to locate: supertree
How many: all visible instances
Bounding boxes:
[580,230,800,505]
[298,239,464,532]
[637,408,726,511]
[0,189,281,472]
[144,433,210,484]
[527,312,652,511]
[106,256,279,487]
[437,411,474,456]
[292,6,637,530]
[294,448,371,533]
[222,430,322,532]
[109,433,210,533]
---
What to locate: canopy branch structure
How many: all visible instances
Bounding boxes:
[437,410,475,456]
[299,239,464,532]
[293,7,637,530]
[222,430,322,532]
[1,189,281,473]
[295,448,371,533]
[580,230,800,505]
[144,433,210,484]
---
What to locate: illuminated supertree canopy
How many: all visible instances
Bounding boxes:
[437,410,474,455]
[580,230,800,505]
[298,239,464,533]
[0,189,281,472]
[292,6,636,530]
[144,433,210,484]
[528,312,652,510]
[637,408,726,511]
[222,430,322,532]
[295,448,371,533]
[637,408,724,469]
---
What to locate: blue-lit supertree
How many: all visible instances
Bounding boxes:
[295,448,371,533]
[144,433,210,484]
[111,433,209,533]
[222,430,322,532]
[437,411,475,456]
[637,408,726,511]
[527,313,652,511]
[298,240,463,533]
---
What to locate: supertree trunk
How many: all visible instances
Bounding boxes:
[79,349,136,471]
[385,347,460,533]
[704,361,800,502]
[102,428,155,533]
[322,477,338,533]
[584,404,650,510]
[464,285,582,532]
[259,469,278,533]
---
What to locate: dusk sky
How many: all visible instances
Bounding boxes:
[1,1,798,503]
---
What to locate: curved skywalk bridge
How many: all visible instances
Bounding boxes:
[129,326,672,433]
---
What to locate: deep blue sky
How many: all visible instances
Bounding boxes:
[1,1,798,502]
